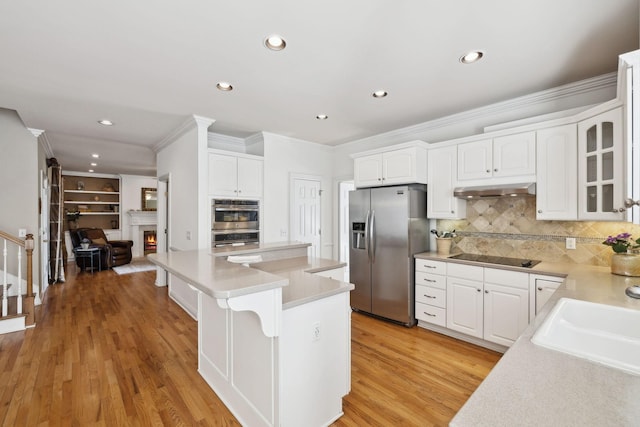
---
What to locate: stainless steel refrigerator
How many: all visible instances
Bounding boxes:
[349,184,428,326]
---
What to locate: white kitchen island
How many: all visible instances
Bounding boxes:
[148,243,353,427]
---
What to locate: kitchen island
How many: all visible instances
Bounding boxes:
[148,243,353,427]
[446,260,640,426]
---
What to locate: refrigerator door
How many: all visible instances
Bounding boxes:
[348,189,372,312]
[370,186,414,324]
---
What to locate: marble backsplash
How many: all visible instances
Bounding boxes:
[436,197,640,267]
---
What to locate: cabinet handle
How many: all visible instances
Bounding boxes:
[485,290,489,294]
[423,278,436,282]
[477,288,482,292]
[451,210,454,214]
[423,294,436,299]
[423,265,436,269]
[378,178,382,181]
[537,210,542,214]
[423,312,436,317]
[494,168,498,172]
[485,169,490,173]
[537,287,543,291]
[238,190,242,193]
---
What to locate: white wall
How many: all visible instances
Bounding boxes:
[0,108,40,293]
[262,132,334,258]
[120,174,158,241]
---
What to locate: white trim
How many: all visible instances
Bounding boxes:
[289,173,322,258]
[338,72,617,149]
[28,127,44,138]
[62,170,120,179]
[207,132,245,146]
[153,115,215,153]
[263,132,333,152]
[37,131,55,158]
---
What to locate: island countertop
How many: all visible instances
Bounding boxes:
[417,252,640,426]
[148,249,352,308]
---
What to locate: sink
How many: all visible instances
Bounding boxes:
[531,298,640,375]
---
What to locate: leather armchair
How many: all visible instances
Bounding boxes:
[71,228,133,270]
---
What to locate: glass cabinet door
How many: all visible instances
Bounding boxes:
[577,107,624,220]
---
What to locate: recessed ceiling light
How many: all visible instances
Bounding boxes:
[316,114,328,120]
[460,50,484,64]
[216,82,233,91]
[264,34,286,51]
[88,169,94,173]
[90,162,97,166]
[372,90,388,98]
[98,119,114,126]
[92,154,100,158]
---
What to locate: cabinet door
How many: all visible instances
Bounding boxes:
[536,125,578,220]
[457,139,492,181]
[577,107,625,220]
[354,154,383,188]
[446,276,483,338]
[382,148,416,185]
[492,132,536,178]
[483,283,529,347]
[237,157,263,198]
[427,146,466,219]
[209,153,239,197]
[535,279,562,314]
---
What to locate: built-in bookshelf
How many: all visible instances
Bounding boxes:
[62,172,121,231]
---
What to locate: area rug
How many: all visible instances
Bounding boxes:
[112,259,156,275]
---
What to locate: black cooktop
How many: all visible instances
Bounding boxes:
[448,253,541,268]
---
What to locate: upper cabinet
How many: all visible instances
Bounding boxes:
[208,151,263,199]
[427,145,466,219]
[457,132,536,182]
[536,124,578,220]
[352,142,427,188]
[577,107,625,221]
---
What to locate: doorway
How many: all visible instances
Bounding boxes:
[338,180,354,282]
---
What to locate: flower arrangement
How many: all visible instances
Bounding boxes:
[430,229,457,238]
[66,211,81,221]
[602,233,640,253]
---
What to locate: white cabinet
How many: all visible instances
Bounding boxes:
[577,107,625,220]
[427,145,466,219]
[529,274,564,320]
[313,267,346,281]
[415,259,447,327]
[446,263,529,346]
[208,151,263,198]
[353,143,427,188]
[536,124,578,220]
[457,132,536,182]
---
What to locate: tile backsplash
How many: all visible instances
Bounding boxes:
[436,197,640,266]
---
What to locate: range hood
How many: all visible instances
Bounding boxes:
[453,183,536,199]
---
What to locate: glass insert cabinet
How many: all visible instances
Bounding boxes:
[577,107,625,220]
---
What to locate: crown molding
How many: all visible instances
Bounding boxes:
[153,115,215,152]
[339,72,617,149]
[207,132,245,146]
[28,127,44,138]
[31,129,55,158]
[262,131,333,152]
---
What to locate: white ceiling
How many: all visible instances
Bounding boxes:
[1,1,638,176]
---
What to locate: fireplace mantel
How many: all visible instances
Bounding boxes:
[127,210,157,226]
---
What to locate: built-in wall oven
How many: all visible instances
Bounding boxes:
[211,199,260,247]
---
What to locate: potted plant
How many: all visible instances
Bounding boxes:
[80,238,91,250]
[603,232,640,276]
[430,229,457,255]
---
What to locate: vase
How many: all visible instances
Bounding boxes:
[610,252,640,277]
[436,237,453,255]
[81,242,90,250]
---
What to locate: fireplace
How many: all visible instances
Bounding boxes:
[144,230,157,255]
[128,211,157,258]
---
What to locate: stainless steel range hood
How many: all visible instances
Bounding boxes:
[453,183,536,199]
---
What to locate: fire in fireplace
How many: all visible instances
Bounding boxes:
[144,230,157,255]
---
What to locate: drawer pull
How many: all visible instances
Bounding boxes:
[423,294,436,299]
[537,287,543,291]
[423,265,437,269]
[423,312,436,317]
[423,278,436,282]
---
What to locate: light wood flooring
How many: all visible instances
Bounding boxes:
[0,266,500,426]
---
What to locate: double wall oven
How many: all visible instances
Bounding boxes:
[211,199,260,247]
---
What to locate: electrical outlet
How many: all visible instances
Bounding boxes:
[186,231,191,240]
[18,228,27,238]
[280,229,287,237]
[565,237,576,250]
[312,322,320,342]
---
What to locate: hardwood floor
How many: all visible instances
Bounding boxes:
[0,266,500,426]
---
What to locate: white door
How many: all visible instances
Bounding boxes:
[338,181,354,281]
[291,177,321,259]
[209,153,238,197]
[40,171,49,299]
[237,157,263,198]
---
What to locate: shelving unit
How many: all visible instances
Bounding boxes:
[62,172,121,232]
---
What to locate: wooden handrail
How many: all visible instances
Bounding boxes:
[0,231,25,247]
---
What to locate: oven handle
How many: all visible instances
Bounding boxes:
[214,207,259,212]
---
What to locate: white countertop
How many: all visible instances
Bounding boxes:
[413,252,640,426]
[148,247,352,308]
[210,241,310,256]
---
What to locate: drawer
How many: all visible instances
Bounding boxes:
[415,302,446,327]
[415,271,446,289]
[416,284,446,308]
[484,267,528,289]
[415,258,446,275]
[447,262,484,281]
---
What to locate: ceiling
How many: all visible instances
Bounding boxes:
[1,1,638,176]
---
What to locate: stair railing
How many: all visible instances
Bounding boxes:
[0,231,35,326]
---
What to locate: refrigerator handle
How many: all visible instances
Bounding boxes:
[364,209,371,261]
[369,210,376,263]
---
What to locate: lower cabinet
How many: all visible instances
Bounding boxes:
[446,263,529,347]
[529,274,565,321]
[415,259,447,327]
